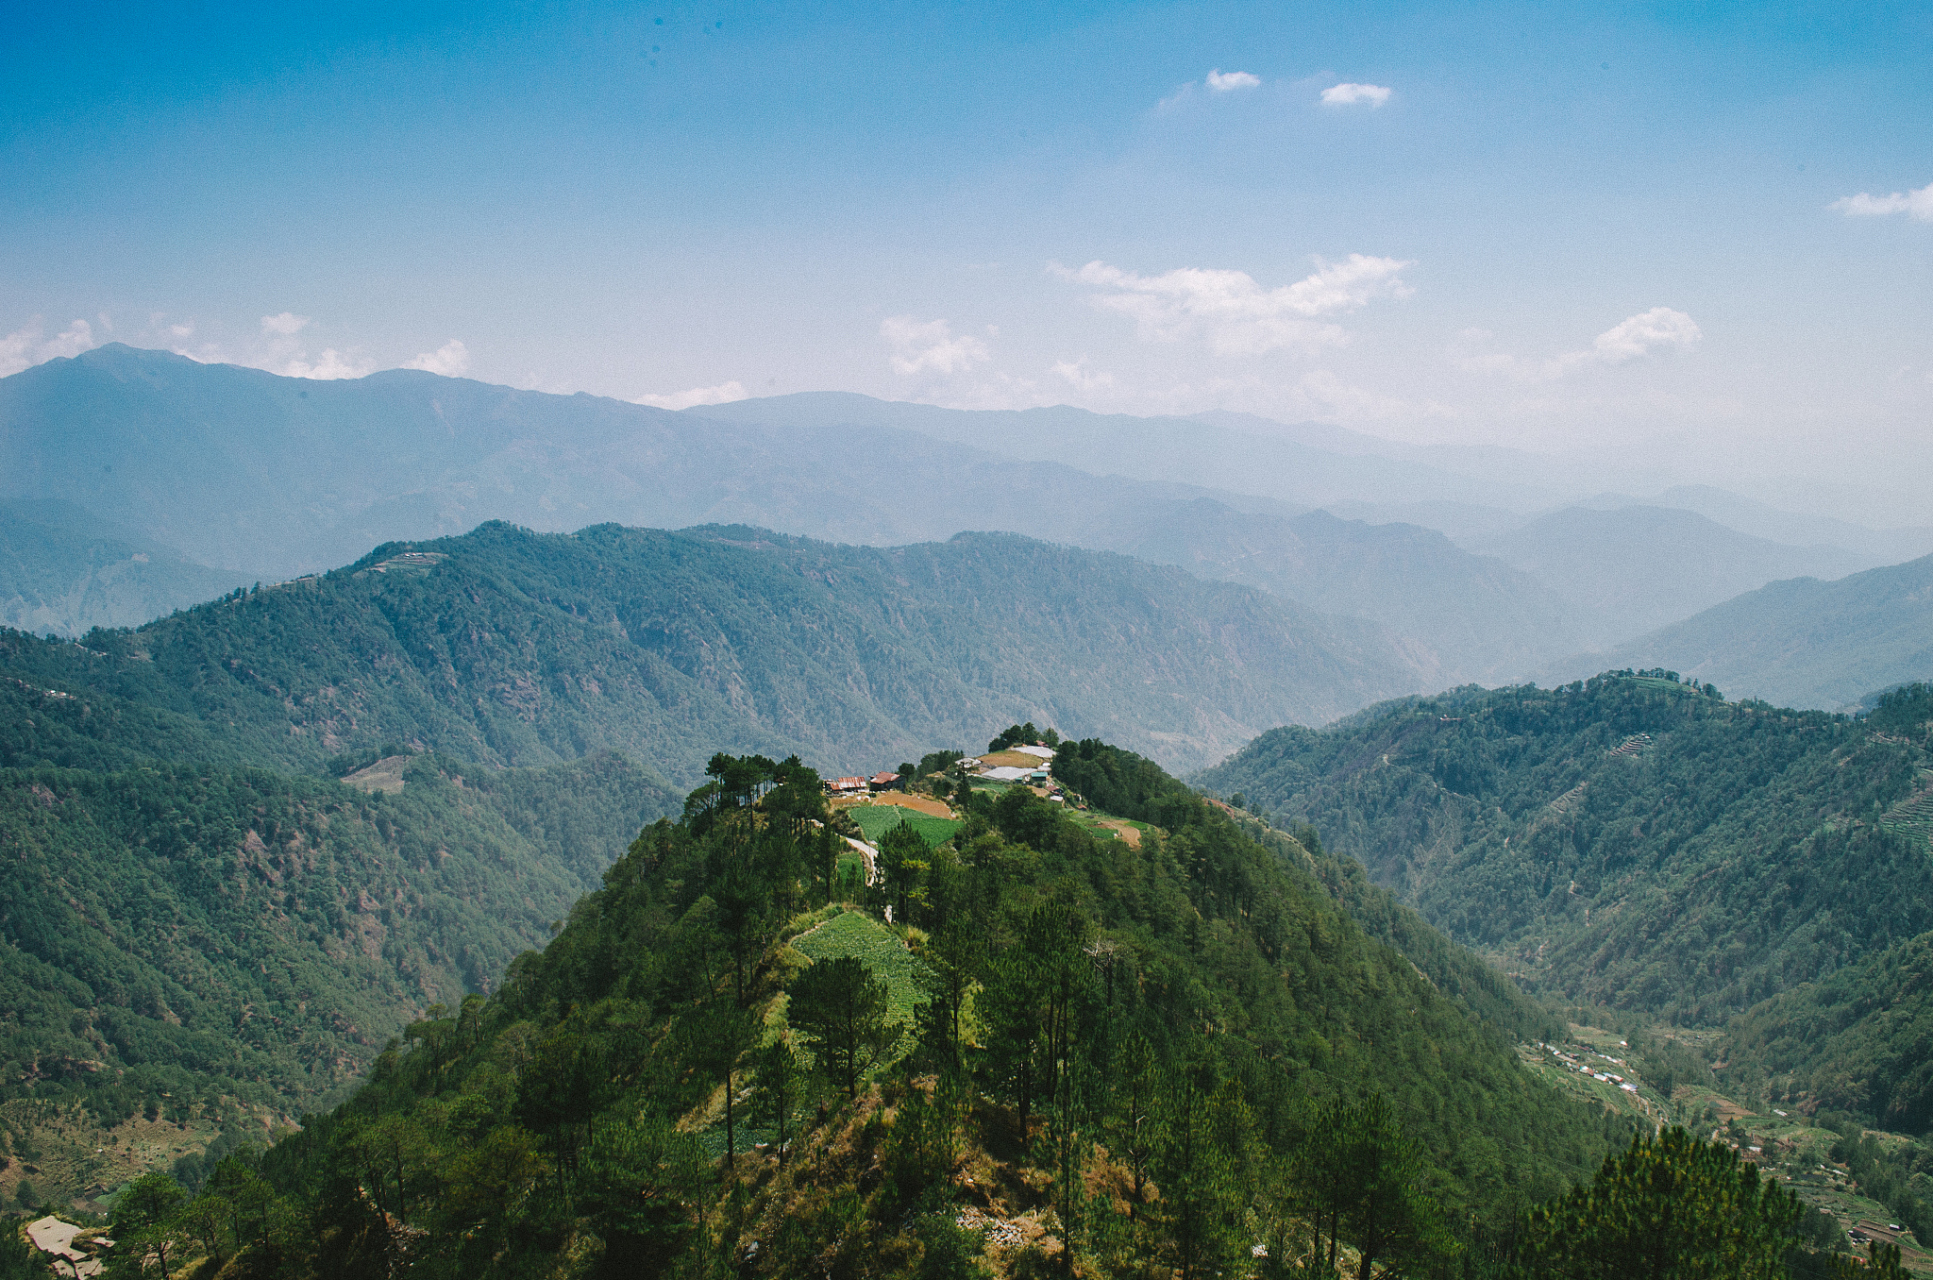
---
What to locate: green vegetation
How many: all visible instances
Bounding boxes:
[846,804,964,848]
[791,910,924,1033]
[57,742,1650,1278]
[1498,1126,1809,1279]
[0,751,667,1199]
[1200,676,1933,1268]
[0,515,1416,789]
[0,611,683,1205]
[4,743,1872,1278]
[1725,929,1933,1135]
[1198,674,1933,1027]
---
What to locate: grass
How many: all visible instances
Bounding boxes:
[846,804,963,848]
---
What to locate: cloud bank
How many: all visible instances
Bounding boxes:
[405,339,471,376]
[636,380,749,410]
[882,316,992,375]
[0,318,96,377]
[1831,182,1933,221]
[1460,306,1701,379]
[1059,254,1414,355]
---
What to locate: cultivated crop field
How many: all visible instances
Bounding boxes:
[845,804,964,848]
[792,908,926,1032]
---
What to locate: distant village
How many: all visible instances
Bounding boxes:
[822,739,1071,806]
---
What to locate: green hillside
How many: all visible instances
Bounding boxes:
[1722,930,1933,1134]
[0,750,670,1206]
[224,742,1627,1279]
[5,520,1416,783]
[1196,675,1933,1026]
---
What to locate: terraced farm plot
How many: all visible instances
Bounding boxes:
[845,804,963,848]
[1880,769,1933,846]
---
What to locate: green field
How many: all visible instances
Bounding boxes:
[845,803,964,848]
[791,908,927,1032]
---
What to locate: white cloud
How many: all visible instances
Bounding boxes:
[261,312,310,336]
[1589,307,1701,363]
[1057,254,1414,355]
[41,319,95,361]
[282,349,373,380]
[1830,182,1933,221]
[1206,69,1261,92]
[881,316,992,375]
[404,339,471,377]
[636,380,749,410]
[0,317,97,377]
[1050,357,1114,391]
[1458,306,1702,379]
[1321,82,1392,107]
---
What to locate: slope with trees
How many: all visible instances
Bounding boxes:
[1196,676,1933,1027]
[49,743,1881,1279]
[3,521,1418,783]
[132,742,1637,1278]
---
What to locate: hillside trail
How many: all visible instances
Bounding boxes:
[844,835,878,884]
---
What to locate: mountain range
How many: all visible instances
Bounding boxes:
[8,346,1927,703]
[1547,552,1933,710]
[7,520,1421,783]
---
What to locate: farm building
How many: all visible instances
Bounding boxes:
[980,765,1031,782]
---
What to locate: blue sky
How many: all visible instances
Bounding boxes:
[3,1,1929,509]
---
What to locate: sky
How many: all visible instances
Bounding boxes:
[3,1,1930,514]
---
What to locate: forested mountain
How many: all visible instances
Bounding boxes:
[1196,676,1933,1027]
[1550,553,1933,711]
[1475,505,1875,648]
[191,742,1640,1279]
[2,521,1418,783]
[0,501,248,637]
[0,672,674,1212]
[1722,930,1933,1135]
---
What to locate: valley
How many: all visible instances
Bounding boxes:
[1,356,1928,1276]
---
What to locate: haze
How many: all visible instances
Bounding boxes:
[3,1,1930,521]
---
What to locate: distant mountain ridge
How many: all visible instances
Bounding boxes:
[8,520,1420,782]
[0,499,250,635]
[6,347,1922,694]
[1547,551,1933,709]
[0,346,1586,681]
[1475,503,1875,647]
